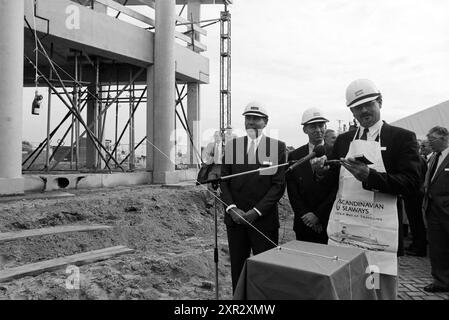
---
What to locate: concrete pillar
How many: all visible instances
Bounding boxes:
[153,0,178,184]
[186,0,202,167]
[0,0,24,195]
[187,83,200,166]
[86,85,98,169]
[146,66,154,173]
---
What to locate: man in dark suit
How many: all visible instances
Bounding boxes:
[318,79,422,299]
[221,101,287,293]
[403,141,428,257]
[422,126,449,293]
[286,107,333,244]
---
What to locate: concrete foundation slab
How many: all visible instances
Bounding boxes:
[0,178,24,196]
[18,169,198,194]
[102,172,151,188]
[152,171,180,184]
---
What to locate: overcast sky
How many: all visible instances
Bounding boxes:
[23,0,449,149]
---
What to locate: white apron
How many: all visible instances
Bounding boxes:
[327,128,398,276]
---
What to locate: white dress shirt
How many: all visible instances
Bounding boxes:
[359,119,383,141]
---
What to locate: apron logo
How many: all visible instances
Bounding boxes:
[336,199,384,216]
[336,199,342,211]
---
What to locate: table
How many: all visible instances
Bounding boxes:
[233,240,378,300]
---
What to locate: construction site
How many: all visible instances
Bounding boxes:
[0,0,242,300]
[1,0,448,303]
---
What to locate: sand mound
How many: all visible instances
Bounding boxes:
[0,185,294,300]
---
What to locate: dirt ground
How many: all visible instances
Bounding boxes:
[0,185,295,300]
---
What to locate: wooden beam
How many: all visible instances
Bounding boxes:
[96,0,156,27]
[111,0,207,35]
[0,246,134,283]
[0,225,113,243]
[98,0,207,50]
[175,31,207,52]
[176,15,207,36]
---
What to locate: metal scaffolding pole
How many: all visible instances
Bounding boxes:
[115,68,119,166]
[104,87,147,168]
[220,6,232,137]
[45,67,53,172]
[22,89,89,170]
[128,69,135,171]
[74,51,80,170]
[96,57,102,168]
[24,55,122,171]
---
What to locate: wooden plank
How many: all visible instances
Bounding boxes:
[99,0,206,49]
[97,0,156,27]
[175,31,207,52]
[0,225,113,243]
[112,0,207,35]
[175,15,208,36]
[0,246,134,283]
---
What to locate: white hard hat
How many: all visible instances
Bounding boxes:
[242,101,268,118]
[346,79,381,108]
[301,107,329,125]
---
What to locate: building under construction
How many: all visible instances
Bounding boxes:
[0,0,232,195]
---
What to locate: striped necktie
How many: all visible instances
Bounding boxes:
[360,128,369,140]
[428,151,442,182]
[247,139,256,164]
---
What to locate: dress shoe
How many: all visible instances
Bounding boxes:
[423,283,449,293]
[405,248,427,257]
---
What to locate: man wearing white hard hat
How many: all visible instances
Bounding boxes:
[286,107,333,244]
[320,79,422,299]
[221,101,287,293]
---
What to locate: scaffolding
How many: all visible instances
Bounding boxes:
[219,5,231,140]
[21,0,231,174]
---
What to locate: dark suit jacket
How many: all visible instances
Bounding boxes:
[424,150,449,218]
[220,135,287,231]
[286,144,333,231]
[324,122,422,197]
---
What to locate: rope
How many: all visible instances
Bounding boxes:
[278,246,354,299]
[145,137,279,248]
[32,0,39,91]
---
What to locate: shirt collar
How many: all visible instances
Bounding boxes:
[247,133,264,147]
[438,146,449,162]
[308,141,324,154]
[360,119,383,139]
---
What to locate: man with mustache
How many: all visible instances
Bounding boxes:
[286,107,333,244]
[317,79,422,299]
[221,101,287,293]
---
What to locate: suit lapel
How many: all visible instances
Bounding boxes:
[378,122,392,169]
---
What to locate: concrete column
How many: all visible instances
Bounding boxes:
[187,83,200,166]
[146,66,154,173]
[86,85,98,169]
[0,0,24,195]
[153,0,178,184]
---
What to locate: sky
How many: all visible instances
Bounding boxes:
[23,0,449,150]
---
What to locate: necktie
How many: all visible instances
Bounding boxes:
[360,128,369,140]
[248,140,256,164]
[428,151,442,182]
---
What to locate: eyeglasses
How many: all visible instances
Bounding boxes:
[427,136,443,142]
